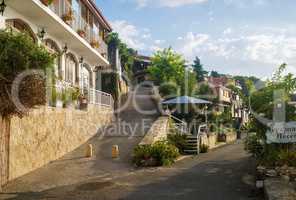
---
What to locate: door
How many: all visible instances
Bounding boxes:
[0,117,10,189]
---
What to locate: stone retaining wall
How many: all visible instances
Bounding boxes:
[201,132,237,149]
[264,178,296,200]
[9,105,113,181]
[200,134,218,149]
[139,116,169,145]
[225,132,237,143]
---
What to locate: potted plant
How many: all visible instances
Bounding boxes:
[55,90,63,108]
[41,0,54,6]
[62,10,74,26]
[77,29,86,38]
[79,94,88,110]
[71,87,81,109]
[90,40,99,48]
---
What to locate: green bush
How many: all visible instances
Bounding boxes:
[168,134,188,154]
[0,30,54,117]
[158,83,178,98]
[200,144,209,153]
[278,150,296,167]
[244,134,264,159]
[133,141,180,167]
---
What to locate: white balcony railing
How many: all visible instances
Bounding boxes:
[89,88,114,107]
[47,0,108,58]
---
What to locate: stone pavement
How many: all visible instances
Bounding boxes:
[0,141,263,200]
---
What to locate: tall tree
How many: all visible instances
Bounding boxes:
[210,70,220,78]
[148,48,197,95]
[192,57,207,82]
[106,32,136,78]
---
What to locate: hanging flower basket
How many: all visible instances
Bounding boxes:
[41,0,54,6]
[90,40,99,48]
[62,10,74,26]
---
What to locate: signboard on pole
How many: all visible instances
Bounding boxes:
[266,122,296,144]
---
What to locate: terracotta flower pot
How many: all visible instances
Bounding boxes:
[77,30,86,38]
[41,0,53,6]
[90,41,99,48]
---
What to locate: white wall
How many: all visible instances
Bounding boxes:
[3,6,97,90]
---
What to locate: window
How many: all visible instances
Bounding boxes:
[223,90,229,98]
[65,54,77,84]
[72,0,80,15]
[44,39,61,77]
[5,19,37,43]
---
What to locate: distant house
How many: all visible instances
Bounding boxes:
[205,76,248,123]
[132,54,152,84]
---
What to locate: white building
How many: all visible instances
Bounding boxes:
[0,0,113,106]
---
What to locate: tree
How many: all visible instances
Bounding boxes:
[148,48,186,85]
[106,32,136,78]
[192,57,208,82]
[210,70,220,77]
[198,83,214,96]
[248,64,296,166]
[148,48,197,96]
[0,30,54,118]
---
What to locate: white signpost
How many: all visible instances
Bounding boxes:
[267,122,296,144]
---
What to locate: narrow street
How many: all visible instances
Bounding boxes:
[0,141,262,200]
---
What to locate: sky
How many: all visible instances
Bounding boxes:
[96,0,296,78]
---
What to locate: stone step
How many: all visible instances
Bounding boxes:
[184,149,199,154]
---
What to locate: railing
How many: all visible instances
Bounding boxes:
[91,32,108,59]
[47,0,108,58]
[89,88,113,107]
[169,114,188,135]
[47,81,113,108]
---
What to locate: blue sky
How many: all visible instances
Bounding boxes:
[96,0,296,78]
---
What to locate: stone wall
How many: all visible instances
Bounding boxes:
[9,105,113,181]
[201,132,236,149]
[225,132,237,143]
[140,116,169,145]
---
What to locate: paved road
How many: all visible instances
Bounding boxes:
[0,141,262,200]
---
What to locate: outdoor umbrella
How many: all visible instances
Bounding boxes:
[162,96,212,105]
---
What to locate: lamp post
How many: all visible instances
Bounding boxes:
[0,0,6,16]
[63,44,68,54]
[37,28,46,40]
[205,105,208,126]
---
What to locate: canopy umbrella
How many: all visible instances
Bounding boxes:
[162,96,212,105]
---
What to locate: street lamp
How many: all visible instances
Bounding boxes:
[204,105,208,126]
[79,56,84,64]
[37,28,46,40]
[63,44,68,54]
[0,0,7,16]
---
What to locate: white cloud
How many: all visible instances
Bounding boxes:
[223,28,232,35]
[245,34,296,65]
[111,20,146,50]
[134,0,208,8]
[176,29,296,65]
[224,0,268,7]
[176,32,234,61]
[154,39,166,45]
[111,20,167,54]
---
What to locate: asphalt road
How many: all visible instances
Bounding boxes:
[0,141,263,200]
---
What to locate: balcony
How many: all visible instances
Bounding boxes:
[6,0,109,67]
[48,0,108,59]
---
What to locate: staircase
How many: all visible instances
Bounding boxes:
[170,116,207,155]
[184,135,200,155]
